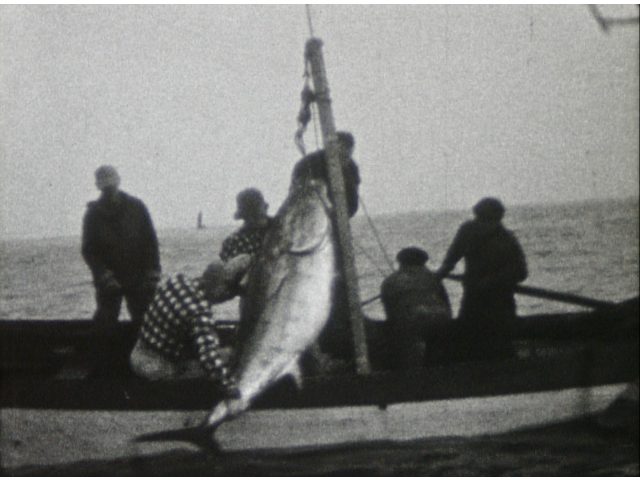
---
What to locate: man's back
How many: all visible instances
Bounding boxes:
[381,265,451,323]
[380,264,451,369]
[441,219,527,293]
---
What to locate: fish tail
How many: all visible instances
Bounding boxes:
[206,400,231,428]
[135,424,219,451]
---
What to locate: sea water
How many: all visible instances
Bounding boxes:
[0,197,638,475]
[1,197,637,320]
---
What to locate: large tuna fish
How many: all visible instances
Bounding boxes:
[137,178,336,447]
[207,177,336,428]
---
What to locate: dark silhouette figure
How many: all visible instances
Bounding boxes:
[437,197,528,361]
[82,165,161,372]
[381,247,452,369]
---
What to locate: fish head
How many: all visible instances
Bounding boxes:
[285,179,332,255]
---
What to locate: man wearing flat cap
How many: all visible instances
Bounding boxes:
[219,187,273,262]
[82,165,161,346]
[436,197,528,361]
[380,246,452,369]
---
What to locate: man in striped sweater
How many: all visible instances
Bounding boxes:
[129,255,251,387]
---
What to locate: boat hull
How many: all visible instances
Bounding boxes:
[1,337,637,471]
[1,299,637,471]
[1,383,628,470]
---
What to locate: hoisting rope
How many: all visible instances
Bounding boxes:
[294,69,316,156]
[305,4,315,38]
[295,6,321,156]
[295,7,393,298]
[294,79,393,282]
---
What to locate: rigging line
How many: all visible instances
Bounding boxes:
[358,196,395,273]
[305,5,315,38]
[353,236,390,279]
[303,5,320,150]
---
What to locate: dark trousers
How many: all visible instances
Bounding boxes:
[93,285,155,329]
[455,289,516,362]
[90,285,155,376]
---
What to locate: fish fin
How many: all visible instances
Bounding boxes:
[284,358,304,389]
[137,400,234,450]
[206,399,231,428]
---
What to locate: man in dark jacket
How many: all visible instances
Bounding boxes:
[82,165,161,333]
[290,131,361,218]
[436,197,528,361]
[381,247,452,369]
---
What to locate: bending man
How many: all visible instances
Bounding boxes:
[130,255,251,386]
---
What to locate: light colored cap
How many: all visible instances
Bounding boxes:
[95,165,121,190]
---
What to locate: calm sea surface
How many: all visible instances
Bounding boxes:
[1,197,637,320]
[1,197,638,475]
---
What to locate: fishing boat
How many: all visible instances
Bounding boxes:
[1,297,638,471]
[1,31,638,473]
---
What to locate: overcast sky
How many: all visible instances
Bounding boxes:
[1,4,638,239]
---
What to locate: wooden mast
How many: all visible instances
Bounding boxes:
[305,38,371,375]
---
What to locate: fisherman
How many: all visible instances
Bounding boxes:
[129,255,251,384]
[290,130,361,218]
[82,165,161,332]
[436,197,528,361]
[219,188,273,262]
[380,247,452,369]
[291,131,361,364]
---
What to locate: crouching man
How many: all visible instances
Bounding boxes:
[380,247,452,369]
[129,255,251,387]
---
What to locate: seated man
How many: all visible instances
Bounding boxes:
[129,255,251,386]
[380,247,452,369]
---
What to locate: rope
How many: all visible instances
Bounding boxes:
[305,5,315,38]
[295,8,389,289]
[294,71,315,156]
[353,237,390,279]
[358,196,395,273]
[294,35,320,156]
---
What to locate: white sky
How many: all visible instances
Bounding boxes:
[1,4,638,239]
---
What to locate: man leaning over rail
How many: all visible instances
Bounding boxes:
[130,255,251,386]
